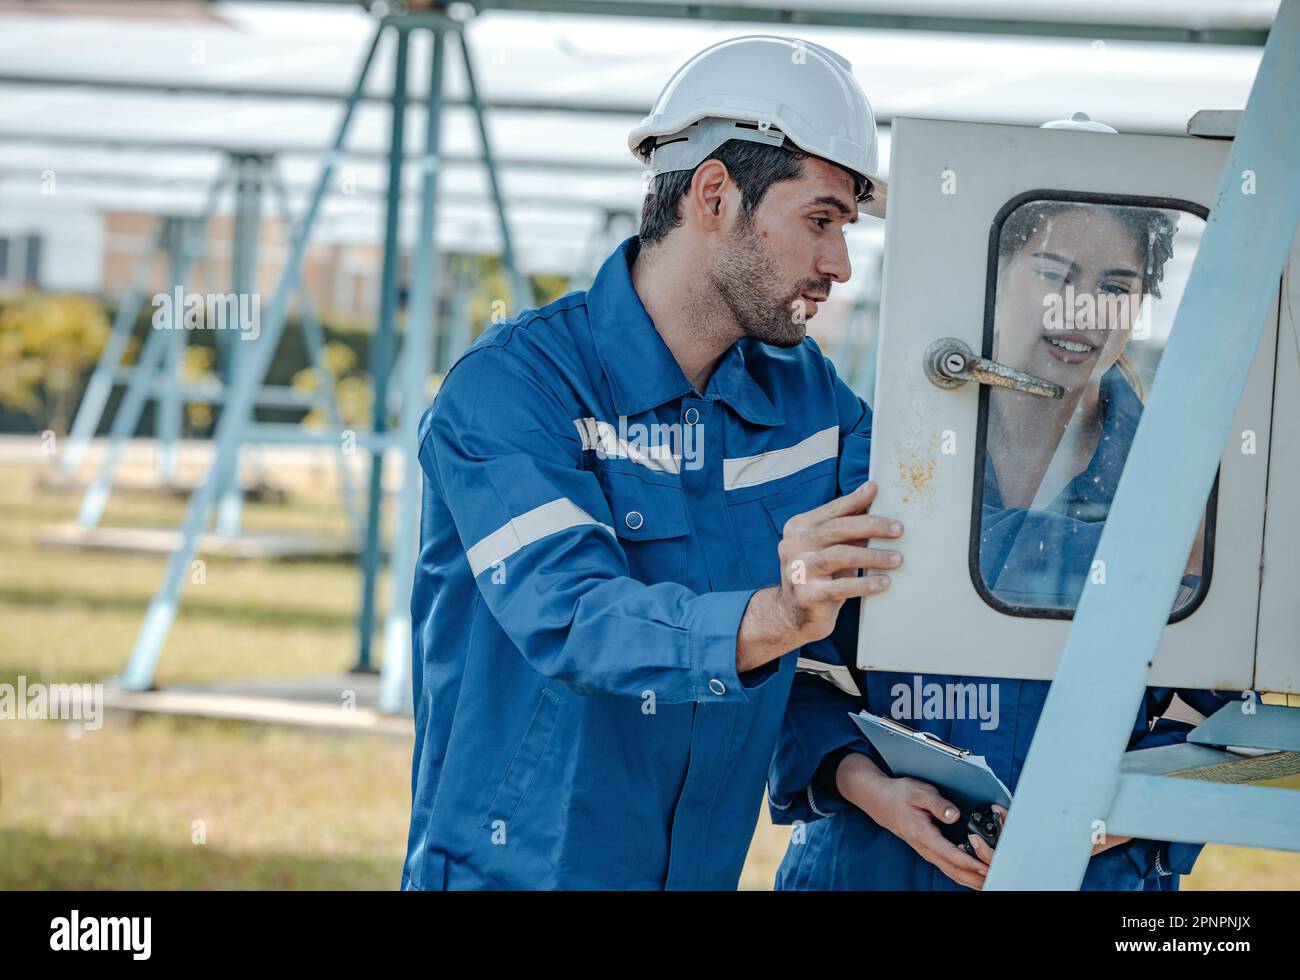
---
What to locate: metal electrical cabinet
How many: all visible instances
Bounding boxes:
[860,116,1296,695]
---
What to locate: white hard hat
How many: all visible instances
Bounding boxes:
[1041,111,1118,134]
[629,35,886,218]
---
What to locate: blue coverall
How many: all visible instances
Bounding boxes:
[402,235,873,889]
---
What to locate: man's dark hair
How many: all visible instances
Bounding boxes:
[636,137,812,247]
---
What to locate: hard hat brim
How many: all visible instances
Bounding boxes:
[632,107,886,219]
[860,176,887,219]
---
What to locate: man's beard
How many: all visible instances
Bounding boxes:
[706,216,818,348]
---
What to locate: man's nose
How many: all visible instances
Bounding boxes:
[817,235,851,284]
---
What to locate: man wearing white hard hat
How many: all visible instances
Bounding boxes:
[629,35,887,218]
[403,34,906,890]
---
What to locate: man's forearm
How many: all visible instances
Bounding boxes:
[736,586,812,673]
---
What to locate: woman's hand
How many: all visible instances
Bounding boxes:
[836,752,989,890]
[962,804,1131,865]
[964,804,1006,868]
[836,751,1132,883]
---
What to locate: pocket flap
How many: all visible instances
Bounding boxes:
[598,468,692,541]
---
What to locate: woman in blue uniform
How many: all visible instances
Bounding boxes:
[770,198,1231,890]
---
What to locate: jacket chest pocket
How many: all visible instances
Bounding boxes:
[597,467,692,584]
[728,473,839,589]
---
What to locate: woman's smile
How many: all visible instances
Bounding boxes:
[1041,329,1100,364]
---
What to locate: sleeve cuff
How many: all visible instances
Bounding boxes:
[770,736,876,823]
[808,745,855,814]
[689,589,777,703]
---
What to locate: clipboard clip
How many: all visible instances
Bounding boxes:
[876,714,972,759]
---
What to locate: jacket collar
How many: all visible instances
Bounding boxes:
[707,342,785,426]
[588,236,783,427]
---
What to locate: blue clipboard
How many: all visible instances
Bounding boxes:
[851,711,1012,811]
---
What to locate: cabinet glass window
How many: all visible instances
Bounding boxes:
[973,194,1215,620]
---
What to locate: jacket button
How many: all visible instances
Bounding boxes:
[708,678,727,696]
[684,406,700,425]
[624,510,644,530]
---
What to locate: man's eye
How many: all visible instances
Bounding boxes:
[811,217,830,230]
[1036,268,1067,283]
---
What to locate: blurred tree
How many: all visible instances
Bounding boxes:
[0,294,110,435]
[293,340,372,428]
[464,256,570,343]
[181,345,217,433]
[278,257,569,432]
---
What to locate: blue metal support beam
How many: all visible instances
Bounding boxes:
[381,23,448,715]
[173,0,1274,46]
[118,25,386,692]
[455,24,531,314]
[155,218,194,483]
[75,285,173,526]
[1108,775,1300,852]
[354,24,412,675]
[106,371,327,410]
[986,0,1300,889]
[76,203,219,528]
[266,168,365,541]
[438,255,474,372]
[214,154,272,539]
[244,422,405,451]
[462,0,1274,44]
[115,12,517,698]
[0,129,648,174]
[61,216,174,475]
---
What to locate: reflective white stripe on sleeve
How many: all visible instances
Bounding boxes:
[573,417,680,475]
[723,425,838,491]
[465,498,616,576]
[795,656,862,698]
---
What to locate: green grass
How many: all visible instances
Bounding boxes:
[1,457,1298,890]
[0,460,409,889]
[0,716,409,890]
[0,466,377,687]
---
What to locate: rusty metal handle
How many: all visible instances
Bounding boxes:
[923,337,1064,399]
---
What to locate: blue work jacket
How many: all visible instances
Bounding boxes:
[769,368,1235,890]
[402,235,873,890]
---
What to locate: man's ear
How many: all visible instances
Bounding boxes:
[687,159,739,232]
